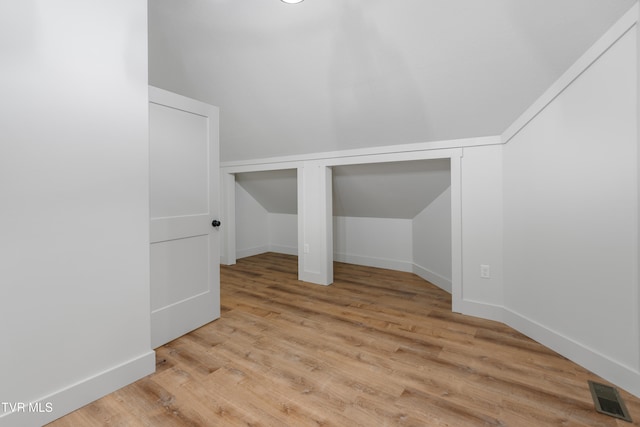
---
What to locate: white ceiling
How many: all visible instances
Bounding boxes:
[148,0,635,162]
[151,0,634,220]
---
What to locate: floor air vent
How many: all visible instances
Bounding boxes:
[588,380,632,422]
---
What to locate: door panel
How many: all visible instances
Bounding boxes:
[149,86,220,349]
[150,236,210,311]
[149,104,209,218]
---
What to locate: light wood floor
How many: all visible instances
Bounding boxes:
[50,252,640,426]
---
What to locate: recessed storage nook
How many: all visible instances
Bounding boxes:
[224,157,453,293]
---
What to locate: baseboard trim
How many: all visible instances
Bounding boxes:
[457,300,640,398]
[299,270,332,286]
[220,254,236,265]
[334,252,413,273]
[330,255,453,295]
[269,244,298,256]
[457,299,504,323]
[412,263,452,294]
[502,308,640,398]
[0,351,155,427]
[236,245,269,260]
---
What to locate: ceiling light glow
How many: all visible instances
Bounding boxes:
[281,0,303,3]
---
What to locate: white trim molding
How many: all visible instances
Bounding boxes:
[221,136,500,171]
[502,4,638,144]
[413,263,452,294]
[503,309,640,398]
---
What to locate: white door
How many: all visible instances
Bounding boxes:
[149,86,220,348]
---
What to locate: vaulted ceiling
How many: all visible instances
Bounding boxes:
[148,0,635,162]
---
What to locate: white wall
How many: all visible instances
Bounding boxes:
[235,182,269,258]
[0,1,154,425]
[268,213,298,255]
[241,206,451,287]
[503,25,638,392]
[334,216,413,272]
[412,187,452,292]
[236,185,298,259]
[459,145,504,318]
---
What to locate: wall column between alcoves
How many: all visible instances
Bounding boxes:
[221,172,237,265]
[298,162,334,285]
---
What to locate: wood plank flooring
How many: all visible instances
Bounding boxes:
[49,252,640,426]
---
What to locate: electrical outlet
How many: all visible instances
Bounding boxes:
[480,264,490,279]
[304,244,310,254]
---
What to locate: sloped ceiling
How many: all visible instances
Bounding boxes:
[333,159,450,218]
[235,159,450,219]
[236,169,298,214]
[148,0,635,162]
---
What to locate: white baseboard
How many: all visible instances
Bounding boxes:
[236,245,296,259]
[236,245,269,259]
[268,244,298,256]
[457,298,640,399]
[334,252,413,273]
[502,308,640,398]
[0,351,155,427]
[412,263,452,294]
[331,255,454,295]
[457,299,504,323]
[220,254,236,265]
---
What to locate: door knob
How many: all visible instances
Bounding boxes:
[212,220,221,228]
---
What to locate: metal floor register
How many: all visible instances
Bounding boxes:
[588,380,632,423]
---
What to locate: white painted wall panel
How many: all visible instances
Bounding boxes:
[412,187,452,292]
[503,28,638,372]
[235,182,269,258]
[0,1,153,424]
[334,216,413,272]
